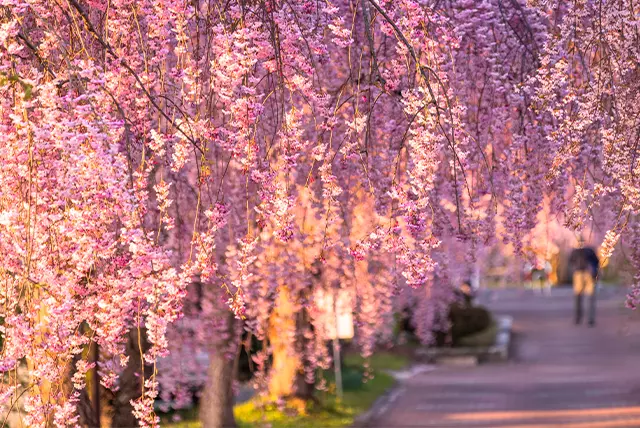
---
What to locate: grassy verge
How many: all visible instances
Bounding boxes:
[162,351,409,428]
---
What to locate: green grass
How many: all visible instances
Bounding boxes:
[344,351,410,372]
[162,351,409,427]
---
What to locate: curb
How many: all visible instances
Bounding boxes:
[484,314,513,362]
[351,383,405,427]
[351,364,436,426]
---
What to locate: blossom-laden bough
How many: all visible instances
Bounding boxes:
[0,0,638,426]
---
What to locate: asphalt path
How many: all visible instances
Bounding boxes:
[369,286,640,427]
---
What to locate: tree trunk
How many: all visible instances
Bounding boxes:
[111,329,152,427]
[268,286,299,398]
[74,325,102,427]
[90,341,101,426]
[293,306,315,401]
[72,348,99,428]
[199,349,237,428]
[268,286,315,401]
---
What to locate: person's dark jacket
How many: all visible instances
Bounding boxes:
[568,247,599,277]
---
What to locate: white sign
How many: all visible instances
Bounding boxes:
[316,289,354,340]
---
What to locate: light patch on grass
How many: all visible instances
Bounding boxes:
[162,351,408,428]
[234,371,397,428]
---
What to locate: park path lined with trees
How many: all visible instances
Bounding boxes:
[370,286,640,427]
[1,0,640,426]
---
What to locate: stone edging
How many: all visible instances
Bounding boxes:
[351,384,405,427]
[351,364,436,427]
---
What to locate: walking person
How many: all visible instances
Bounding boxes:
[531,257,552,295]
[568,241,600,326]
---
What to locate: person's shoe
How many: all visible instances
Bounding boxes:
[588,321,595,327]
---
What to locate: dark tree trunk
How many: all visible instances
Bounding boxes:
[293,372,315,401]
[90,341,101,425]
[111,329,152,427]
[199,310,237,428]
[72,324,101,427]
[293,306,315,401]
[199,349,237,428]
[75,380,99,427]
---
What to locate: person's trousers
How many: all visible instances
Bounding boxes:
[573,270,596,324]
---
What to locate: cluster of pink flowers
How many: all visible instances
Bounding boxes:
[1,0,639,425]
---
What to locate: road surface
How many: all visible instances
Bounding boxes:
[369,286,640,427]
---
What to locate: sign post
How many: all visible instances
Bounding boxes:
[317,288,354,401]
[333,288,343,400]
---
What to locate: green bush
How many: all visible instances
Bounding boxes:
[456,317,498,348]
[449,304,492,346]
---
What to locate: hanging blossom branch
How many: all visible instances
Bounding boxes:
[1,1,635,426]
[66,0,203,154]
[366,0,472,232]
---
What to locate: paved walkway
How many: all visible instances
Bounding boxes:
[369,286,640,427]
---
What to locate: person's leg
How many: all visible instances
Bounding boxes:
[573,271,584,324]
[585,274,596,326]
